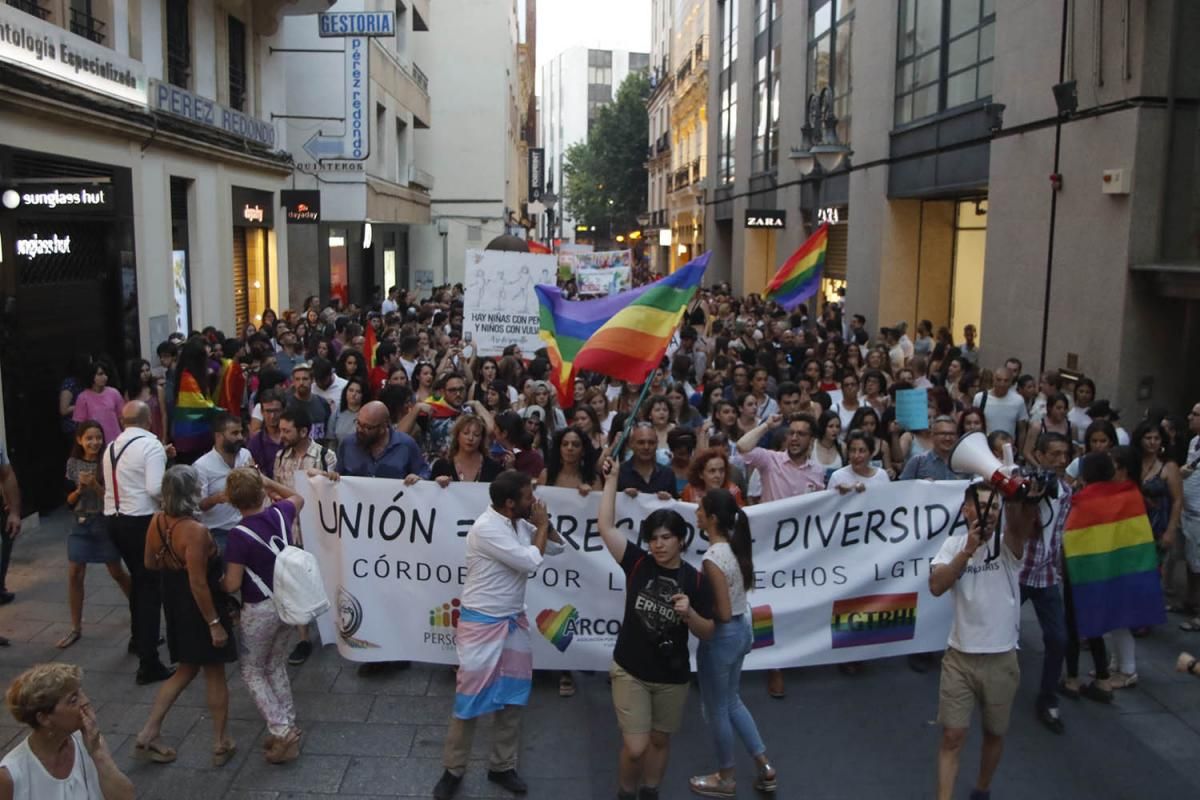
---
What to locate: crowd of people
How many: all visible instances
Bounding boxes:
[1,272,1199,799]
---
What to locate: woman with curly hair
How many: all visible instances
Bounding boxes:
[681,447,744,506]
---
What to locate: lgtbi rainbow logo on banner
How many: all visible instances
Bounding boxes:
[536,605,579,652]
[830,593,918,649]
[751,605,775,649]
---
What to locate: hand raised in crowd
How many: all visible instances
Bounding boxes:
[530,498,550,530]
[766,413,782,428]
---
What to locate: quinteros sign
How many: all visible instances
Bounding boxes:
[15,233,71,259]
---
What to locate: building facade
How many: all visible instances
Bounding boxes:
[645,0,672,273]
[278,0,431,309]
[667,0,709,271]
[705,0,1200,416]
[409,0,525,286]
[0,0,322,509]
[538,44,648,244]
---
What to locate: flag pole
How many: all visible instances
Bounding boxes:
[611,370,657,460]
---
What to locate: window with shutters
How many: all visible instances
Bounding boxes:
[228,15,247,112]
[232,228,248,332]
[166,0,191,89]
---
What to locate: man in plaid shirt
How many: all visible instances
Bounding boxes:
[1018,431,1073,734]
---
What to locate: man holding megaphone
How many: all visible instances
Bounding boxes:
[930,441,1046,800]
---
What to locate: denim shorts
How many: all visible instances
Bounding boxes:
[67,515,120,564]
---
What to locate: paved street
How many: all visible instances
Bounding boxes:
[0,510,1197,799]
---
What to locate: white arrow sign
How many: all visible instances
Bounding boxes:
[303,36,371,162]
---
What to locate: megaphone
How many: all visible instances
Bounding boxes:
[949,432,1027,499]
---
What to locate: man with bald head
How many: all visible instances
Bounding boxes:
[336,401,428,676]
[972,367,1029,440]
[103,401,174,685]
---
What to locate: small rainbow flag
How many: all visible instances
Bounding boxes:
[535,253,709,407]
[763,224,828,311]
[751,605,775,650]
[830,593,918,649]
[536,605,578,652]
[1063,480,1165,637]
[171,369,217,454]
[425,395,462,419]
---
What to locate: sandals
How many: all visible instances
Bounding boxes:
[1108,671,1139,689]
[212,739,237,767]
[265,729,301,765]
[134,739,177,764]
[558,672,576,697]
[56,629,81,649]
[1180,617,1200,632]
[688,774,736,798]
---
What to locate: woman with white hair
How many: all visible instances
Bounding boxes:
[134,465,238,767]
[0,662,133,799]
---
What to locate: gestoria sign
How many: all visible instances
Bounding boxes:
[0,4,147,107]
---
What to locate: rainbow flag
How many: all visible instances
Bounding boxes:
[363,318,380,367]
[1063,480,1165,637]
[763,224,828,311]
[751,605,775,650]
[830,593,918,649]
[425,395,462,419]
[171,369,217,454]
[536,252,709,407]
[216,358,245,417]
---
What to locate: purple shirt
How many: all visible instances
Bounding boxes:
[247,429,283,479]
[225,500,297,603]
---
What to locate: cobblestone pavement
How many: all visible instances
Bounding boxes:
[0,510,1198,799]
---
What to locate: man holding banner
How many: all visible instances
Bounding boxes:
[433,470,564,800]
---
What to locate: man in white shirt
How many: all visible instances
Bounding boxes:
[930,482,1039,800]
[103,401,173,684]
[434,470,563,800]
[310,357,347,417]
[973,367,1028,440]
[381,285,400,314]
[194,412,255,555]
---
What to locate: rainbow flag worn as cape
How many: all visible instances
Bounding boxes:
[425,395,462,419]
[763,224,828,311]
[536,252,710,408]
[171,369,217,454]
[1062,480,1166,638]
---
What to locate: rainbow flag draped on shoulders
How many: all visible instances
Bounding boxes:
[763,224,828,311]
[1062,480,1166,638]
[536,253,710,407]
[171,369,218,455]
[425,395,462,419]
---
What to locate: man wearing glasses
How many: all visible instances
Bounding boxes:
[899,416,966,482]
[425,374,494,461]
[737,411,825,699]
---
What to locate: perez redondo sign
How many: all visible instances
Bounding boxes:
[745,210,786,229]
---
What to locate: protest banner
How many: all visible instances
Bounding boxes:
[576,266,632,296]
[299,477,971,670]
[558,250,634,294]
[462,249,557,356]
[557,243,594,281]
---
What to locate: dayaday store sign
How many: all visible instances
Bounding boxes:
[0,4,147,107]
[300,477,971,670]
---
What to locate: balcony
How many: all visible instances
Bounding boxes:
[69,6,106,44]
[655,133,670,155]
[675,54,692,84]
[408,164,434,192]
[370,42,431,127]
[410,63,429,94]
[6,1,49,20]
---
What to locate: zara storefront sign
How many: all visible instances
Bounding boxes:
[150,80,277,149]
[745,210,787,229]
[0,4,147,107]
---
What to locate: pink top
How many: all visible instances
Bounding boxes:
[741,447,827,503]
[73,387,125,443]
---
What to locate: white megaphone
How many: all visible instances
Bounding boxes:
[949,431,1027,499]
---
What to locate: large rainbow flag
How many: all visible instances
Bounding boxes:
[535,253,709,407]
[763,224,828,311]
[171,369,217,454]
[1062,480,1165,638]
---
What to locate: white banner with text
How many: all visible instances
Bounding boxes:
[299,477,971,670]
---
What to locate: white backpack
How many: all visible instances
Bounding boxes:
[234,506,330,626]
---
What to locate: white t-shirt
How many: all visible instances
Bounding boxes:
[827,464,890,492]
[932,531,1022,653]
[313,375,348,416]
[973,390,1029,437]
[194,447,255,531]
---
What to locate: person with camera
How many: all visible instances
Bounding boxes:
[598,455,714,800]
[930,479,1041,800]
[1016,432,1073,734]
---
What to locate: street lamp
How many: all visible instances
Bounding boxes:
[789,87,852,176]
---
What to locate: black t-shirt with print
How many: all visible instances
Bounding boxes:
[612,540,713,685]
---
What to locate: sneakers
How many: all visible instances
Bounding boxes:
[486,769,528,794]
[288,640,313,666]
[433,770,462,800]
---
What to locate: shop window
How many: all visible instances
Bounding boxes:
[951,199,987,339]
[717,0,738,184]
[228,15,247,112]
[329,228,349,307]
[170,176,192,334]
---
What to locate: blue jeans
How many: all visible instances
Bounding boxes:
[696,615,766,769]
[1019,583,1067,711]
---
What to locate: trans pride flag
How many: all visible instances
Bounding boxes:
[1062,480,1166,638]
